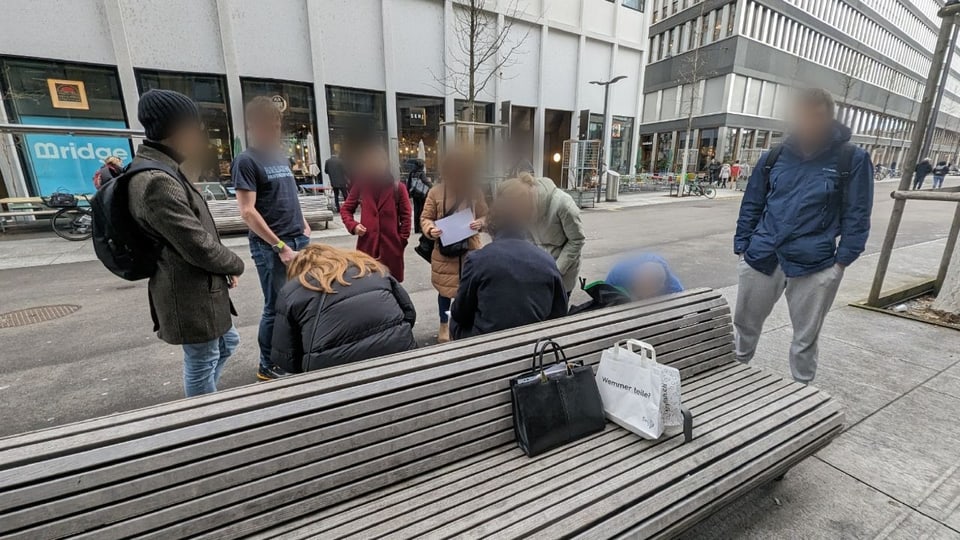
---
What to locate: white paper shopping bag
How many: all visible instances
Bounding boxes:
[595,341,663,439]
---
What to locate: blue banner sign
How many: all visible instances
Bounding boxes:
[20,115,132,196]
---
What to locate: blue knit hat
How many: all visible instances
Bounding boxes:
[137,89,201,141]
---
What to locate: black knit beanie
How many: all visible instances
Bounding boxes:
[138,89,201,141]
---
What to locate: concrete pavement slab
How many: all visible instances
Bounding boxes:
[680,457,959,539]
[821,306,960,371]
[818,387,960,519]
[926,372,960,401]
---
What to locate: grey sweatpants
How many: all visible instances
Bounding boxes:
[733,260,844,383]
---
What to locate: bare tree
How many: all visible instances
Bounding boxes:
[676,2,717,194]
[836,51,868,107]
[432,0,530,121]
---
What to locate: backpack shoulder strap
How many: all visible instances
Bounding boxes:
[837,142,856,182]
[762,145,784,184]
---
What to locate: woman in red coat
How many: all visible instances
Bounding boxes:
[339,143,412,282]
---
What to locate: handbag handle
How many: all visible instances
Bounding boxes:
[614,339,657,364]
[532,338,567,372]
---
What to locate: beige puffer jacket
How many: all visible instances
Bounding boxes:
[420,185,488,298]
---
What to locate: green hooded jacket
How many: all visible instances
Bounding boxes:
[532,177,585,292]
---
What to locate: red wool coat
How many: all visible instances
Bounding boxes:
[340,181,412,282]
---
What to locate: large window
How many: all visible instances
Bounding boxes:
[325,85,387,157]
[136,70,233,182]
[610,116,635,174]
[397,94,444,174]
[241,78,318,179]
[0,57,130,196]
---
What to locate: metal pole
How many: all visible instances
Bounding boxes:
[868,13,959,306]
[921,24,960,160]
[937,202,960,293]
[598,84,610,204]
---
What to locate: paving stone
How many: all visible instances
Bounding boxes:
[821,307,960,371]
[681,457,958,539]
[818,386,960,520]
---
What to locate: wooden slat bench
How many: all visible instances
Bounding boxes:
[207,196,334,234]
[0,289,843,539]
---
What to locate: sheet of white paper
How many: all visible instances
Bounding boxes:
[435,208,476,246]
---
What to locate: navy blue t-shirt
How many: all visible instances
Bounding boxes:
[232,149,305,240]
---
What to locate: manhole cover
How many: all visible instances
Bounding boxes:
[0,305,81,328]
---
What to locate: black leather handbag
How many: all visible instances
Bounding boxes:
[510,339,607,457]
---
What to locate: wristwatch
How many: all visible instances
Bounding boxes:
[272,240,287,254]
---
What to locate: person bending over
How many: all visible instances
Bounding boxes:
[606,253,684,300]
[271,244,417,373]
[450,175,568,340]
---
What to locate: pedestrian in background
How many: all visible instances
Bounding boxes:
[127,89,245,397]
[450,175,568,340]
[270,244,417,374]
[734,88,873,385]
[93,156,123,190]
[707,159,722,186]
[405,158,432,233]
[719,162,732,189]
[340,141,412,282]
[233,96,311,381]
[324,153,349,211]
[421,150,488,343]
[933,160,949,189]
[531,174,585,295]
[914,157,933,190]
[731,160,742,184]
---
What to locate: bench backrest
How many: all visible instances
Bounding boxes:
[0,289,733,539]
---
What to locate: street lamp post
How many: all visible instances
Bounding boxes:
[590,76,627,202]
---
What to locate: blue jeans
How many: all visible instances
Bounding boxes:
[251,235,311,370]
[933,175,945,189]
[439,295,452,323]
[182,326,240,397]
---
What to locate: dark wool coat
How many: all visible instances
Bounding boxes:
[128,144,244,345]
[271,270,418,373]
[340,179,412,282]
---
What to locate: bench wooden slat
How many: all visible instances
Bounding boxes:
[309,370,784,540]
[0,290,724,459]
[2,311,735,535]
[0,289,721,453]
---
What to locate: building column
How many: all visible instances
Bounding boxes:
[443,0,456,128]
[306,0,332,162]
[215,0,246,153]
[103,0,142,137]
[0,104,28,197]
[571,0,587,140]
[382,0,400,172]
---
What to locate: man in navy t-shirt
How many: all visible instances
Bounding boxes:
[233,96,310,381]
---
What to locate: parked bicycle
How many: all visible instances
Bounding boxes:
[43,192,93,241]
[685,180,717,199]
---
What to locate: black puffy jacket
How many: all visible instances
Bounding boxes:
[271,268,418,373]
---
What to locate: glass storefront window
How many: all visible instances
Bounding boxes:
[610,116,634,174]
[723,127,739,162]
[136,70,233,183]
[656,131,674,173]
[639,134,654,173]
[454,99,495,123]
[1,57,130,196]
[510,105,536,173]
[326,86,386,158]
[241,78,318,180]
[697,127,718,171]
[397,94,444,174]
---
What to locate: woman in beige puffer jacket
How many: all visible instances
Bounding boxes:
[420,152,488,342]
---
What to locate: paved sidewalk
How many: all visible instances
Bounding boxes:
[592,187,745,211]
[683,238,960,539]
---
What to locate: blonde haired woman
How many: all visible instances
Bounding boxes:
[421,150,488,343]
[271,244,417,373]
[450,174,568,340]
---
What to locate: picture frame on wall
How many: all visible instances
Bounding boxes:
[47,79,89,110]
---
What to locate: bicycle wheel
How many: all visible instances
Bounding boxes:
[703,187,717,199]
[52,208,93,241]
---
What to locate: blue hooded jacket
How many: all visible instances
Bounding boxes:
[734,122,873,277]
[606,253,683,298]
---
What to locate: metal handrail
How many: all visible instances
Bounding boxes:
[0,123,144,137]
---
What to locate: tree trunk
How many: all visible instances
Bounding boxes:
[933,240,960,314]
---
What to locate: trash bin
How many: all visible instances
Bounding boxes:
[604,170,621,202]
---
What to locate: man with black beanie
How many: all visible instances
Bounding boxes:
[127,88,246,397]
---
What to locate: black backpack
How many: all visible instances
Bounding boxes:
[90,159,183,281]
[568,279,633,316]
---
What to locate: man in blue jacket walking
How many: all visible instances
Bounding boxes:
[733,88,873,384]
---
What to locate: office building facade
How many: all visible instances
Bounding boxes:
[0,0,647,198]
[640,0,960,174]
